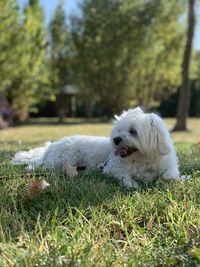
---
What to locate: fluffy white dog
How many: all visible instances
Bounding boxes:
[12,107,180,187]
[100,107,180,188]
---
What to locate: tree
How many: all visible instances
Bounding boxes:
[72,0,186,116]
[72,0,146,116]
[49,1,71,121]
[131,0,186,108]
[10,0,47,121]
[0,0,20,95]
[173,0,196,131]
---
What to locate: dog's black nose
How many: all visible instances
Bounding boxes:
[113,136,122,145]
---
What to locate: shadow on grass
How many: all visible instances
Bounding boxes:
[13,168,175,216]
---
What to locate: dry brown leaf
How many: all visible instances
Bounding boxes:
[25,179,50,197]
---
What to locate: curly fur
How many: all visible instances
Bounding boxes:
[101,107,179,187]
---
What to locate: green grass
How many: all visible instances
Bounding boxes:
[0,119,200,267]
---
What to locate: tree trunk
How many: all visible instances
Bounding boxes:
[84,96,94,118]
[56,92,67,123]
[173,0,195,131]
[15,108,29,122]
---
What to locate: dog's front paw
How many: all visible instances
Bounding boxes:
[63,162,77,178]
[122,176,138,189]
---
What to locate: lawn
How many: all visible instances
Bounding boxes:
[0,118,200,266]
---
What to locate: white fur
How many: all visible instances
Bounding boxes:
[101,107,180,187]
[12,107,180,187]
[12,136,112,175]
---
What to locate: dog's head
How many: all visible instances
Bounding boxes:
[111,107,172,160]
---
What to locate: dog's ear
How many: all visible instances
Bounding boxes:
[132,107,144,114]
[114,107,144,121]
[149,113,171,155]
[114,111,127,121]
[114,115,121,121]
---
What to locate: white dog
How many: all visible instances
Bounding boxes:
[12,107,180,187]
[100,107,180,188]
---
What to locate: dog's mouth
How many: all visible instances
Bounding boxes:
[114,147,138,158]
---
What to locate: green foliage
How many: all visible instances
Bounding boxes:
[132,0,186,107]
[48,1,71,120]
[10,0,47,121]
[0,0,20,94]
[0,0,47,121]
[72,0,142,115]
[72,0,186,115]
[49,1,70,88]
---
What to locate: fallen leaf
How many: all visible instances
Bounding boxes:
[25,179,50,197]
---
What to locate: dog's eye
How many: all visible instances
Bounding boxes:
[129,128,137,136]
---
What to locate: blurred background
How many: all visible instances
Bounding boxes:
[0,0,199,130]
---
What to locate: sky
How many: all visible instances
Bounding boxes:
[18,0,200,51]
[18,0,80,23]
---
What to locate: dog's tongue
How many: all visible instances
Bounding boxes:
[114,147,128,156]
